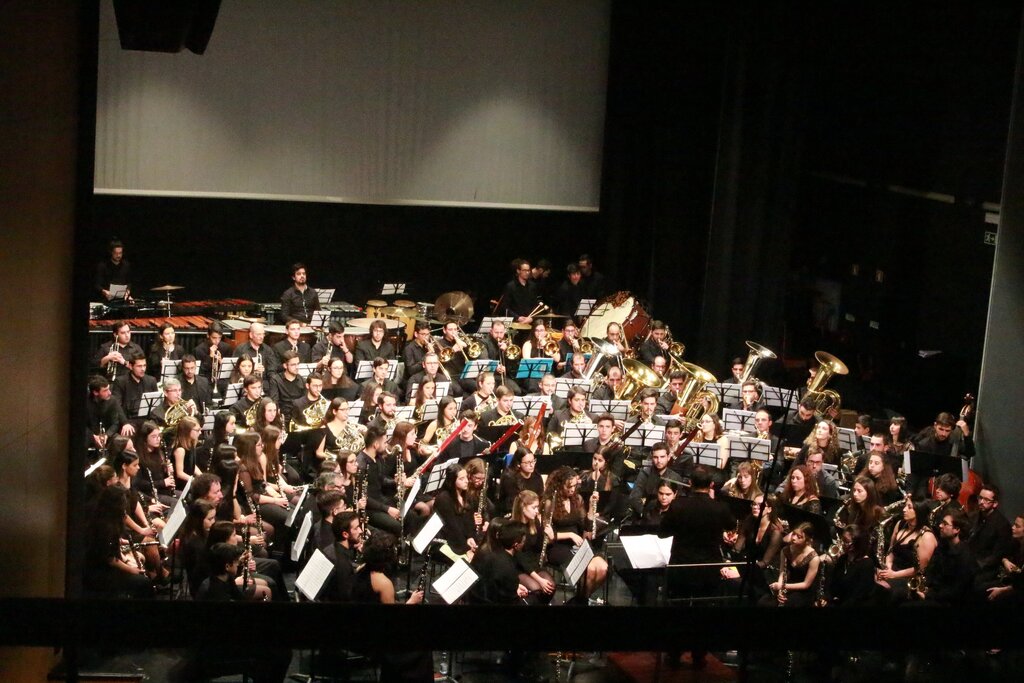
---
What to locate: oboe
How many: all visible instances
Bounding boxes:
[589,491,599,539]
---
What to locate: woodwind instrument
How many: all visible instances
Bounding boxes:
[241,524,252,593]
[394,446,408,567]
[476,464,489,533]
[589,490,599,539]
[247,490,264,537]
[777,550,788,605]
[538,497,554,566]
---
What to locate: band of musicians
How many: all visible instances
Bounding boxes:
[83,248,1021,678]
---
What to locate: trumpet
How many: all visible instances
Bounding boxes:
[210,346,221,396]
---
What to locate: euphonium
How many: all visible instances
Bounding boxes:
[615,358,663,402]
[805,351,848,415]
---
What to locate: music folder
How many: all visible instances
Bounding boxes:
[620,534,673,569]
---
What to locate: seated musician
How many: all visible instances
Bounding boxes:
[279,262,319,324]
[290,371,328,432]
[367,390,399,435]
[465,457,495,521]
[736,380,767,412]
[876,497,937,604]
[229,375,264,429]
[854,414,872,450]
[985,513,1024,605]
[604,321,628,358]
[91,320,144,381]
[479,319,522,395]
[556,320,581,372]
[355,425,402,535]
[519,320,560,393]
[650,355,668,380]
[359,356,400,397]
[311,321,353,372]
[583,413,628,477]
[82,486,154,599]
[322,511,361,602]
[178,354,212,414]
[112,353,158,436]
[634,388,659,424]
[267,351,306,425]
[803,451,840,499]
[478,386,522,435]
[825,524,878,607]
[502,258,540,324]
[663,420,686,462]
[437,320,476,394]
[86,376,126,453]
[656,370,686,415]
[628,442,673,518]
[794,419,842,466]
[355,318,396,363]
[727,357,745,385]
[721,461,763,501]
[442,410,492,462]
[763,522,820,608]
[856,451,903,506]
[146,322,184,378]
[560,351,587,380]
[95,239,133,302]
[498,447,545,515]
[637,319,669,366]
[406,351,462,401]
[149,377,196,429]
[526,373,565,417]
[692,412,730,471]
[542,466,609,600]
[312,490,346,552]
[554,263,585,319]
[423,396,460,446]
[887,415,914,456]
[548,386,592,439]
[401,320,433,381]
[968,484,1014,584]
[589,363,623,401]
[316,398,365,466]
[321,356,360,401]
[271,318,312,363]
[233,322,279,378]
[908,411,974,497]
[779,464,821,514]
[462,370,497,416]
[782,397,818,456]
[912,508,976,606]
[928,473,963,530]
[193,321,232,388]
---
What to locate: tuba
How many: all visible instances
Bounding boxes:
[616,358,663,402]
[289,396,330,432]
[669,361,719,430]
[739,341,777,383]
[805,351,848,416]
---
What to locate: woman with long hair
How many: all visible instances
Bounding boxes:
[986,514,1024,605]
[315,397,365,463]
[721,461,763,501]
[510,490,556,601]
[887,416,913,455]
[169,416,203,489]
[497,448,544,515]
[520,320,560,392]
[253,397,284,432]
[147,322,184,376]
[434,464,480,562]
[387,421,433,516]
[876,497,937,603]
[780,465,821,514]
[261,424,301,499]
[204,411,236,472]
[133,420,176,507]
[235,431,288,545]
[726,493,783,602]
[83,485,155,599]
[204,520,272,601]
[541,466,608,599]
[322,356,360,401]
[799,420,842,466]
[857,452,903,506]
[423,396,459,445]
[764,521,820,608]
[409,376,436,412]
[179,499,217,593]
[356,383,382,426]
[578,445,624,523]
[228,354,257,386]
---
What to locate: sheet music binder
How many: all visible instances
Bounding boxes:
[562,423,596,447]
[588,399,630,419]
[555,377,592,398]
[513,395,551,417]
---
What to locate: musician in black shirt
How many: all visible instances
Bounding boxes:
[271,319,312,363]
[478,319,522,395]
[193,321,232,380]
[112,354,158,436]
[356,426,402,535]
[501,258,540,323]
[359,357,401,397]
[91,321,144,381]
[354,319,396,362]
[267,351,306,424]
[279,262,319,324]
[637,320,670,366]
[312,321,353,370]
[179,355,213,415]
[86,376,126,451]
[233,322,279,379]
[94,239,132,301]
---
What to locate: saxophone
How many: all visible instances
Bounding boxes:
[907,533,925,593]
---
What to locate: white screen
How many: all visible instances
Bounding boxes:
[95,0,609,211]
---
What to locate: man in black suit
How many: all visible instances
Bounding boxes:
[112,353,158,436]
[968,484,1014,584]
[179,354,213,414]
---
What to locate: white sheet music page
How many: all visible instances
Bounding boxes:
[433,559,479,604]
[295,548,335,601]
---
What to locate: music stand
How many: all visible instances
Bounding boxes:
[382,283,407,295]
[201,413,216,432]
[355,359,399,381]
[461,359,498,381]
[414,399,439,423]
[223,382,242,404]
[433,559,479,605]
[707,382,742,408]
[513,395,551,417]
[555,377,591,399]
[394,405,416,422]
[294,548,335,601]
[296,362,318,378]
[778,503,831,549]
[423,463,450,494]
[837,427,858,453]
[625,423,664,448]
[720,494,754,521]
[108,284,128,301]
[478,316,512,334]
[310,310,330,328]
[160,359,182,382]
[562,423,596,448]
[726,435,772,464]
[908,450,969,482]
[762,384,798,411]
[588,399,631,420]
[565,540,595,586]
[137,391,163,418]
[723,408,757,433]
[575,299,596,318]
[516,358,553,380]
[216,357,238,381]
[314,288,335,304]
[683,442,721,468]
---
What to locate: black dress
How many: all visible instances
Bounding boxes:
[547,502,586,569]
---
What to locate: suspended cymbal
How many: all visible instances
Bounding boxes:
[434,291,474,325]
[509,322,531,331]
[151,284,184,292]
[535,312,568,319]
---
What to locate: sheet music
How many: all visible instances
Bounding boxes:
[555,378,592,399]
[291,510,313,562]
[223,382,242,404]
[286,486,309,527]
[588,399,630,419]
[296,362,319,378]
[382,283,406,295]
[394,406,416,422]
[402,477,422,519]
[460,359,499,380]
[565,540,595,584]
[201,413,216,431]
[516,358,554,380]
[620,534,673,569]
[683,441,720,467]
[217,357,238,380]
[355,359,400,380]
[727,435,772,462]
[433,559,479,604]
[160,359,182,380]
[625,423,664,447]
[513,395,551,417]
[722,408,757,433]
[408,382,450,398]
[477,316,512,334]
[423,465,448,494]
[85,457,107,477]
[314,288,335,304]
[762,384,798,410]
[295,548,335,601]
[137,391,163,417]
[158,481,190,547]
[413,512,444,554]
[837,427,858,453]
[706,382,742,407]
[417,399,441,423]
[562,423,596,447]
[310,311,331,328]
[109,283,128,300]
[575,299,596,317]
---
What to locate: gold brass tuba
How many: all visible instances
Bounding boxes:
[670,361,720,430]
[615,359,664,402]
[805,351,848,415]
[739,341,777,383]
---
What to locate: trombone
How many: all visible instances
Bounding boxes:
[438,327,483,363]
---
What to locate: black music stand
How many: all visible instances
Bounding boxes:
[721,494,754,522]
[908,450,967,481]
[778,503,831,550]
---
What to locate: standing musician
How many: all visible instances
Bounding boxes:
[359,356,401,397]
[479,319,522,395]
[272,318,312,363]
[312,321,353,372]
[92,320,144,381]
[86,376,126,452]
[441,410,491,462]
[354,319,396,362]
[229,376,264,429]
[637,320,669,366]
[193,321,233,388]
[95,239,133,301]
[233,322,279,379]
[434,463,482,562]
[461,371,497,416]
[279,262,319,324]
[554,264,585,321]
[577,253,609,301]
[510,491,557,602]
[908,411,974,497]
[355,426,402,535]
[146,323,185,378]
[112,353,158,436]
[501,258,540,324]
[267,351,306,424]
[178,355,212,415]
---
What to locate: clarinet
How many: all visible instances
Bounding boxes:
[248,490,264,533]
[589,490,599,539]
[538,497,554,567]
[777,549,789,605]
[395,448,409,566]
[475,464,489,533]
[138,491,155,528]
[241,524,252,594]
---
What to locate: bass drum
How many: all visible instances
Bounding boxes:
[580,291,651,345]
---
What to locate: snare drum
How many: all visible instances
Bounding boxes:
[580,291,651,345]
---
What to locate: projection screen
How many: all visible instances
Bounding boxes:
[94,0,610,211]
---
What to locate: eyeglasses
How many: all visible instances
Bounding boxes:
[978,496,996,504]
[521,459,537,465]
